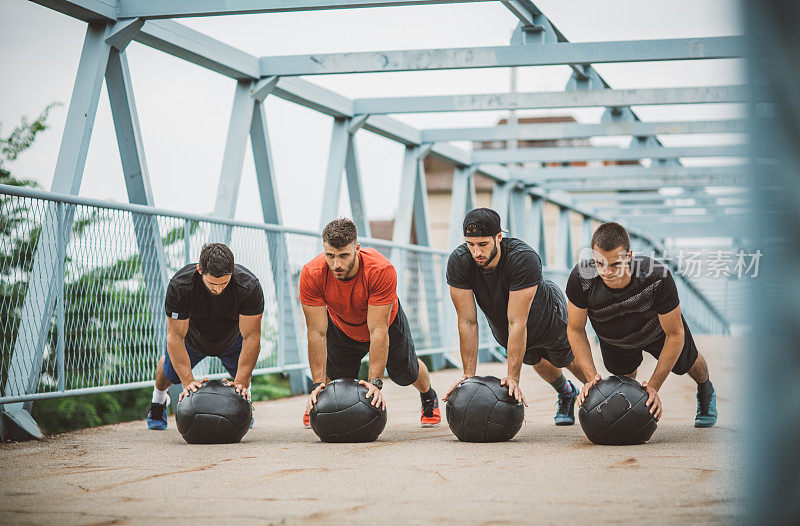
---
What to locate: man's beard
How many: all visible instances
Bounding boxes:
[331,259,357,280]
[475,242,498,270]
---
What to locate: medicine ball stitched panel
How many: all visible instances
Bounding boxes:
[309,378,387,443]
[578,375,657,445]
[175,380,252,444]
[446,376,524,443]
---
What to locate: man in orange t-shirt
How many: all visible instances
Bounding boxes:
[299,218,440,428]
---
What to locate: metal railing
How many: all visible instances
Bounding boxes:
[0,184,728,404]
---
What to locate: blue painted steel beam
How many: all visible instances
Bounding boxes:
[34,5,514,183]
[516,165,746,184]
[628,222,745,238]
[568,189,747,202]
[250,100,306,392]
[119,0,490,19]
[538,173,747,191]
[105,48,170,360]
[421,119,747,143]
[31,0,116,21]
[259,37,744,76]
[591,202,746,213]
[475,144,745,164]
[500,0,539,26]
[211,80,257,243]
[555,206,573,269]
[2,23,113,429]
[448,165,478,249]
[526,196,547,260]
[344,136,371,237]
[135,20,261,80]
[354,86,747,114]
[319,118,350,229]
[412,155,443,353]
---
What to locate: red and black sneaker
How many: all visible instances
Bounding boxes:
[420,392,441,427]
[302,406,311,429]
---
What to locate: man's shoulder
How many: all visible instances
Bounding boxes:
[448,243,471,262]
[232,264,261,292]
[302,253,328,277]
[169,263,198,289]
[632,256,672,283]
[359,247,394,272]
[502,237,538,259]
[570,260,599,289]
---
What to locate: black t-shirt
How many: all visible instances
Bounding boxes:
[565,256,680,350]
[164,263,264,355]
[446,237,566,350]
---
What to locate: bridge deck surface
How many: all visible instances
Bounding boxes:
[0,336,744,525]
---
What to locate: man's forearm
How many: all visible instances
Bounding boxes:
[648,333,683,390]
[234,335,260,385]
[308,333,327,383]
[567,327,598,380]
[457,322,479,376]
[506,324,526,381]
[367,329,389,380]
[166,334,194,386]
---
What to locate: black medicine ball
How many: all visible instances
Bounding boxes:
[445,376,524,442]
[578,375,658,445]
[309,378,387,443]
[175,379,252,444]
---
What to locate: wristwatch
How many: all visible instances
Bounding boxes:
[368,378,383,390]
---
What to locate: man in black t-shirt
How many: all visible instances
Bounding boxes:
[146,243,264,431]
[443,208,595,426]
[566,222,717,427]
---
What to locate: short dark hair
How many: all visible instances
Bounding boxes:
[591,222,630,252]
[322,218,357,249]
[198,243,235,277]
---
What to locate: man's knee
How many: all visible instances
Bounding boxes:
[387,361,419,386]
[160,355,182,385]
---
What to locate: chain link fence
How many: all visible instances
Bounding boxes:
[0,185,729,404]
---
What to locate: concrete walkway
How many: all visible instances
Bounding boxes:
[0,336,745,525]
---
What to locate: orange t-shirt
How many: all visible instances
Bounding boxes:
[299,248,399,342]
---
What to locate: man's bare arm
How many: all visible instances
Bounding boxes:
[567,301,600,406]
[566,301,598,382]
[366,303,393,380]
[506,286,536,383]
[166,316,192,386]
[302,305,328,384]
[651,306,685,391]
[233,313,262,398]
[450,286,480,376]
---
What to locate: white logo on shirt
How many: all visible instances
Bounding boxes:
[171,312,179,319]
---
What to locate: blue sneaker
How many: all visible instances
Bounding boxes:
[695,386,717,428]
[146,396,169,430]
[554,380,578,426]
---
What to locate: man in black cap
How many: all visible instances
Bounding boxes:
[443,208,594,425]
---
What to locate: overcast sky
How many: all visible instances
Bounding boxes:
[0,0,744,230]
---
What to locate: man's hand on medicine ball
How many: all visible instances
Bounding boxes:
[442,374,468,402]
[577,374,602,407]
[500,376,527,407]
[225,378,251,401]
[306,382,326,413]
[358,380,385,410]
[180,377,209,401]
[642,381,662,420]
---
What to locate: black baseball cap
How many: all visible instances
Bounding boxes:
[463,208,508,237]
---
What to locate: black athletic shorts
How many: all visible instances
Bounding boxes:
[325,302,420,386]
[522,284,574,368]
[522,330,575,368]
[599,316,699,376]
